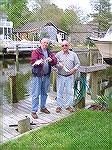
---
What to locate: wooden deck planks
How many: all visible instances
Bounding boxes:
[0,90,92,144]
[1,92,70,144]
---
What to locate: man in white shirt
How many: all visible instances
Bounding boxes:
[55,40,80,113]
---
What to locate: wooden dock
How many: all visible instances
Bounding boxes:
[0,90,74,144]
[0,87,94,144]
[0,64,109,144]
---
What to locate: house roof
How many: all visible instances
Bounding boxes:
[14,21,67,34]
[44,22,67,34]
[72,24,99,33]
[14,20,46,33]
[71,24,94,33]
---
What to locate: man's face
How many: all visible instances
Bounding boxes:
[61,41,69,52]
[41,38,49,50]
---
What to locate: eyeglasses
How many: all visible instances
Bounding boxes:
[61,44,68,47]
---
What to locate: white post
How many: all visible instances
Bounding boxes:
[32,33,34,50]
[101,56,104,64]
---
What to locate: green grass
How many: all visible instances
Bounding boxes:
[1,109,111,150]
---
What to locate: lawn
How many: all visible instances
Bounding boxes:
[1,109,111,150]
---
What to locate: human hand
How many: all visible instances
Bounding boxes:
[46,57,52,62]
[59,62,64,69]
[32,59,44,66]
[40,58,44,64]
[69,68,77,74]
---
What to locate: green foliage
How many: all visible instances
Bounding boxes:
[90,0,112,32]
[2,0,31,28]
[94,95,108,106]
[59,17,70,34]
[94,91,112,109]
[60,8,80,34]
[33,0,50,9]
[48,42,53,51]
[40,31,50,39]
[84,37,95,47]
[31,3,63,26]
[28,33,40,41]
[104,66,112,77]
[52,44,61,52]
[1,0,80,36]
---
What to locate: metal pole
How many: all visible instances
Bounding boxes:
[33,33,34,50]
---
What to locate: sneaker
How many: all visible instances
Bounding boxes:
[40,108,50,114]
[56,107,62,113]
[66,107,74,113]
[31,112,38,119]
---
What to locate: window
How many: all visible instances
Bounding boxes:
[4,28,7,36]
[8,28,12,34]
[61,33,65,39]
[0,27,3,35]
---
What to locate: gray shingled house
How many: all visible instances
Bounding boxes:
[14,21,67,43]
[69,24,99,44]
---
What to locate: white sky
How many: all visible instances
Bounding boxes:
[51,0,92,15]
[51,0,112,15]
[28,0,112,15]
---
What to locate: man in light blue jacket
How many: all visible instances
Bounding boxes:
[56,40,80,113]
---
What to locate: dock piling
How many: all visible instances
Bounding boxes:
[15,45,19,72]
[9,75,17,103]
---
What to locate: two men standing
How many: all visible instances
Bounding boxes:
[31,38,80,119]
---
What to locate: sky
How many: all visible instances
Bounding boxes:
[51,0,92,15]
[28,0,91,15]
[28,0,112,16]
[51,0,112,15]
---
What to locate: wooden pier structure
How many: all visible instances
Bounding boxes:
[0,63,109,144]
[0,45,110,144]
[0,90,75,144]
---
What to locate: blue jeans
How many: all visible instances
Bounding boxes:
[32,75,50,112]
[56,75,74,108]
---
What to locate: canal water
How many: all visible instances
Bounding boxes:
[1,59,32,105]
[0,58,112,105]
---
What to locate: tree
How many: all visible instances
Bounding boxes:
[40,31,50,39]
[0,0,6,19]
[31,2,63,25]
[40,4,63,25]
[2,0,32,28]
[33,0,50,8]
[90,0,112,34]
[60,7,80,34]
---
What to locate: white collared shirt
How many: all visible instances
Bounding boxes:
[56,50,80,75]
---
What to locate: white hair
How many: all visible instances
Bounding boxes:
[61,40,69,45]
[40,38,49,44]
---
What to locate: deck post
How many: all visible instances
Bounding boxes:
[9,75,17,103]
[15,45,19,72]
[77,72,86,108]
[18,117,30,133]
[0,61,3,143]
[16,45,19,62]
[89,49,93,66]
[91,71,98,100]
[77,64,108,107]
[52,71,57,92]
